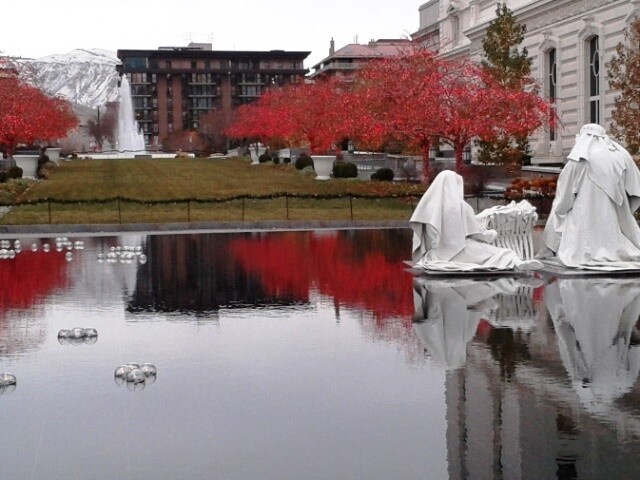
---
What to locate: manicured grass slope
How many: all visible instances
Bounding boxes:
[2,157,425,225]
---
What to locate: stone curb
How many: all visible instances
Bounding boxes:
[0,220,411,237]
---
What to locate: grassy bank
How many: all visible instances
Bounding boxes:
[1,157,426,225]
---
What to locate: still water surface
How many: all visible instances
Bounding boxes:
[0,229,639,480]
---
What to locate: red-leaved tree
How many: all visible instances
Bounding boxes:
[348,47,555,176]
[226,79,349,155]
[435,60,554,172]
[348,48,441,180]
[0,58,78,156]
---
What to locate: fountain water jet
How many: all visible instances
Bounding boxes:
[116,75,146,154]
[82,76,182,159]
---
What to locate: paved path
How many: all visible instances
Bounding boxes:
[0,220,410,237]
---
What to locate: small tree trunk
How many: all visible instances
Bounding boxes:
[454,142,465,174]
[420,142,431,183]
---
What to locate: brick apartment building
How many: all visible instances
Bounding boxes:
[116,43,310,147]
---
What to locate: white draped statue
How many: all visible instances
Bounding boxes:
[410,170,542,271]
[540,123,640,269]
[545,278,640,409]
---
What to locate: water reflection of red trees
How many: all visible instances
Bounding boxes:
[230,231,414,324]
[0,251,69,314]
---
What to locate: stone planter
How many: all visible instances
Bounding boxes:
[311,155,335,181]
[249,146,266,165]
[13,154,39,179]
[45,147,62,165]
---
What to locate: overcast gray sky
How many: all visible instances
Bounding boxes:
[2,0,420,68]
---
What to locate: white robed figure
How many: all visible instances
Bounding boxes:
[410,170,541,271]
[540,123,640,269]
[545,278,640,410]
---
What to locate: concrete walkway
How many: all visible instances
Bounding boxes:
[0,220,410,238]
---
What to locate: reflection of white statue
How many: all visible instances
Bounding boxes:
[540,124,640,269]
[412,277,527,369]
[410,170,542,271]
[545,278,640,409]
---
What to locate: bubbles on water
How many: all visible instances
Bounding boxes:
[114,362,157,391]
[0,237,90,263]
[58,328,99,345]
[98,244,147,265]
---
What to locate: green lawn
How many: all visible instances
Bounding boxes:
[1,157,425,225]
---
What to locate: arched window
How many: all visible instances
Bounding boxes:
[588,36,600,124]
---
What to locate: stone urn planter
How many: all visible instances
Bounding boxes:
[311,155,335,181]
[13,154,39,179]
[45,147,62,165]
[249,145,267,165]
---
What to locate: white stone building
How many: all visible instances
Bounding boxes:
[413,0,640,164]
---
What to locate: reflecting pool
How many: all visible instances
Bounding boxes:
[0,230,640,479]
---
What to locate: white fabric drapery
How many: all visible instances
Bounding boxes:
[542,124,640,269]
[410,171,539,271]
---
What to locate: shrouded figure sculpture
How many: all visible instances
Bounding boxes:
[410,170,542,271]
[540,123,640,269]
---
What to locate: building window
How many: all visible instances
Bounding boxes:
[130,73,147,84]
[452,15,460,45]
[240,85,261,97]
[191,61,197,69]
[548,48,557,141]
[124,57,148,69]
[588,36,600,124]
[166,61,172,69]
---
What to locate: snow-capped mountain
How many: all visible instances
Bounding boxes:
[20,49,120,109]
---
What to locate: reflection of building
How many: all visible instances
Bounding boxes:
[116,44,310,146]
[309,38,413,80]
[129,233,309,314]
[412,0,640,164]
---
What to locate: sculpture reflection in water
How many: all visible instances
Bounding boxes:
[413,277,640,479]
[545,277,640,411]
[412,276,540,369]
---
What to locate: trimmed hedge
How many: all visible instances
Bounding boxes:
[371,167,394,181]
[294,153,314,170]
[332,162,358,178]
[259,152,271,163]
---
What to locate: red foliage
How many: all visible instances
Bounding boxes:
[348,47,556,175]
[229,232,415,325]
[347,48,441,180]
[0,58,78,156]
[226,80,350,154]
[0,250,69,315]
[504,176,556,199]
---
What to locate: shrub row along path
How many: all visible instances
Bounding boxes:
[0,157,427,231]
